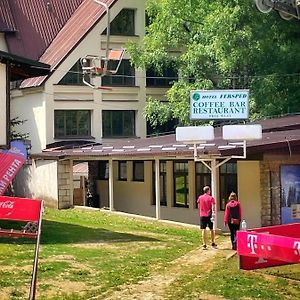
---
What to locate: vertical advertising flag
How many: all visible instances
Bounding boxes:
[0,140,27,195]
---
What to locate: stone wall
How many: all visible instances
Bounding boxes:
[260,159,300,226]
[57,160,73,209]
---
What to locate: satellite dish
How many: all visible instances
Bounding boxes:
[255,0,273,13]
[279,10,294,20]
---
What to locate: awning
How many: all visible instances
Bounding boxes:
[0,50,50,80]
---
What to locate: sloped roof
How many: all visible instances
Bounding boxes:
[32,114,300,160]
[20,0,117,88]
[0,0,17,32]
[1,0,83,60]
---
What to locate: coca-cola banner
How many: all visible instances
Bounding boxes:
[0,140,27,195]
[237,223,300,270]
[0,195,42,222]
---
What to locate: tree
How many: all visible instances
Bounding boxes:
[127,0,300,127]
[10,117,28,141]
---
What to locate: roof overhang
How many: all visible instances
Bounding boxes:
[0,50,50,81]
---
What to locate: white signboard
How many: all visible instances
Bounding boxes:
[190,89,249,120]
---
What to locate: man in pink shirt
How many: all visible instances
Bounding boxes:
[197,186,217,250]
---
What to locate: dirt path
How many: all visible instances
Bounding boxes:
[90,239,233,300]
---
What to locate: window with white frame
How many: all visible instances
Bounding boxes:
[54,110,91,138]
[101,60,135,87]
[102,110,135,138]
[58,60,84,85]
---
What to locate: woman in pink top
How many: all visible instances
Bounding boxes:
[224,192,242,250]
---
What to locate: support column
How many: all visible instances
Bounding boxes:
[211,159,218,230]
[109,159,114,211]
[155,158,160,220]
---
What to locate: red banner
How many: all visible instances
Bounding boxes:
[0,195,42,222]
[237,223,300,270]
[0,141,27,195]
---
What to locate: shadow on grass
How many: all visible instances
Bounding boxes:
[0,220,159,245]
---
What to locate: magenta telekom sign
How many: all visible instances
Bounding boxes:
[237,223,300,270]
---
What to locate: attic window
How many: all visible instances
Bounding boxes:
[58,60,84,85]
[103,9,135,36]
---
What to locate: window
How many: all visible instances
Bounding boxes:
[102,110,135,138]
[219,162,237,210]
[102,60,135,86]
[118,161,127,180]
[103,9,135,36]
[98,161,109,180]
[195,162,211,202]
[133,161,144,181]
[146,65,178,87]
[58,60,84,85]
[54,110,91,138]
[174,161,189,207]
[152,161,167,206]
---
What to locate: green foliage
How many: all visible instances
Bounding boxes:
[128,0,300,125]
[10,117,28,141]
[164,253,300,300]
[0,208,200,299]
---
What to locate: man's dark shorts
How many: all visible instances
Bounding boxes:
[200,216,213,230]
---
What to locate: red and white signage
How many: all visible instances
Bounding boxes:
[0,195,43,300]
[0,195,42,222]
[0,141,27,195]
[237,223,300,270]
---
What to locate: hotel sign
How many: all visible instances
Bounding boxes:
[190,89,249,120]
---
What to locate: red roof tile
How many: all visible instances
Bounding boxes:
[0,0,17,32]
[3,0,83,61]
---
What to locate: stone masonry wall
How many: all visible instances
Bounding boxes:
[260,159,300,226]
[57,160,72,209]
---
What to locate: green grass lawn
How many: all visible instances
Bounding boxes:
[0,208,300,299]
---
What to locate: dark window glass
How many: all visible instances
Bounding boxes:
[219,162,237,211]
[174,161,189,207]
[103,9,135,36]
[133,161,144,181]
[102,60,135,86]
[146,66,178,87]
[147,118,178,136]
[102,110,135,138]
[98,161,109,180]
[58,60,84,85]
[152,161,167,206]
[195,162,211,203]
[118,161,127,180]
[54,110,91,138]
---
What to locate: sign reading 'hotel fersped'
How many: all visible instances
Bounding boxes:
[190,89,249,120]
